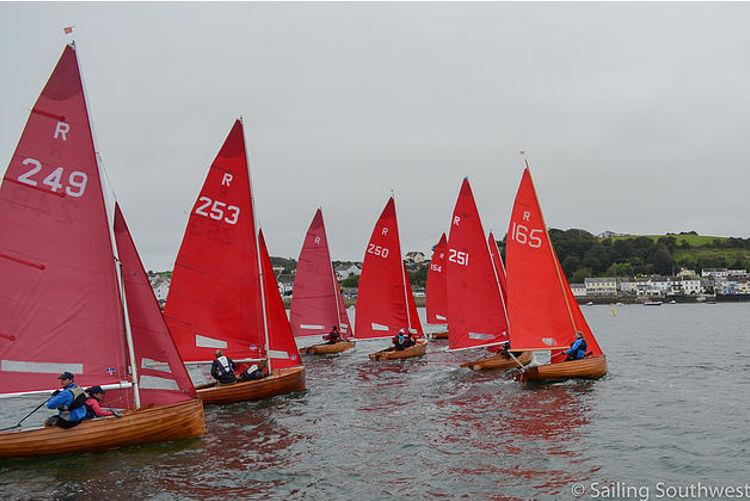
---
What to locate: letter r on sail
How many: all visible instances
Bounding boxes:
[54,122,70,141]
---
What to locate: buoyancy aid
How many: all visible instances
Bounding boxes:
[59,385,87,422]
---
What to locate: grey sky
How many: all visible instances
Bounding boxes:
[2,2,749,270]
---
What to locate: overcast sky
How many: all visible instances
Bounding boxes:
[1,2,748,270]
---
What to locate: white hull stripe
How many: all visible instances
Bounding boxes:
[268,350,290,359]
[195,334,227,349]
[468,332,498,341]
[371,323,389,331]
[141,358,172,373]
[300,324,325,330]
[139,375,179,391]
[436,314,447,321]
[1,360,83,374]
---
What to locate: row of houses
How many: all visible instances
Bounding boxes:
[571,268,749,297]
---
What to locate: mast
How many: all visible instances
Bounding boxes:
[241,117,272,371]
[322,208,346,337]
[74,40,141,408]
[523,156,577,336]
[393,193,412,331]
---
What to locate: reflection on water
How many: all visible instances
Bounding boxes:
[1,304,749,499]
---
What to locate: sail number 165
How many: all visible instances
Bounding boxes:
[511,222,543,248]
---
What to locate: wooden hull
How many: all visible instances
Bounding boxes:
[300,340,355,354]
[521,355,608,383]
[369,340,427,361]
[431,331,449,340]
[196,366,306,405]
[0,398,205,460]
[460,351,532,371]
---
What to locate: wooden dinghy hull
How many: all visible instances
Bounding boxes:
[0,398,205,460]
[300,340,355,355]
[460,351,532,371]
[520,355,608,383]
[369,340,427,361]
[431,331,449,340]
[197,366,306,405]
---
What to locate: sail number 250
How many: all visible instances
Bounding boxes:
[194,196,240,225]
[367,243,389,258]
[510,222,543,248]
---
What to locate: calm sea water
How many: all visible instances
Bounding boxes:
[1,304,749,500]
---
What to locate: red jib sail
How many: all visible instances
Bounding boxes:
[290,209,352,338]
[355,197,422,339]
[114,205,196,406]
[164,120,264,363]
[425,233,448,324]
[506,167,603,358]
[446,178,508,351]
[487,231,508,303]
[0,44,130,396]
[258,231,302,369]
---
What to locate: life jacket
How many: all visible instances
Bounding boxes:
[59,385,87,422]
[216,356,232,375]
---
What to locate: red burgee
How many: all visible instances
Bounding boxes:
[425,233,448,324]
[290,209,352,338]
[165,120,264,362]
[506,167,598,353]
[114,205,196,406]
[487,232,508,303]
[258,231,302,370]
[446,178,508,351]
[0,45,129,395]
[355,197,416,339]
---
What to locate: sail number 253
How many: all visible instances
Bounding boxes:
[194,196,240,225]
[17,158,88,197]
[510,222,543,248]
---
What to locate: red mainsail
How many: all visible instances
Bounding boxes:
[114,205,196,406]
[425,233,448,324]
[0,45,129,395]
[290,208,352,338]
[446,179,508,351]
[164,120,264,363]
[487,231,508,303]
[505,167,603,357]
[354,197,421,339]
[258,231,302,369]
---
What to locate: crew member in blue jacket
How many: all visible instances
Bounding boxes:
[565,331,588,361]
[45,372,88,428]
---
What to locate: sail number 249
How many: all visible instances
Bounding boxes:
[194,196,240,225]
[510,222,543,248]
[17,158,88,197]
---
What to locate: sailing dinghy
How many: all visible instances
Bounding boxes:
[425,233,449,340]
[355,197,426,361]
[505,165,607,382]
[445,179,531,371]
[291,209,354,355]
[164,120,304,405]
[0,44,204,459]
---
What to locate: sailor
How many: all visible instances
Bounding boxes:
[323,325,342,345]
[496,341,512,358]
[84,386,123,420]
[238,359,268,381]
[404,331,416,348]
[210,350,237,385]
[392,329,408,351]
[565,331,588,361]
[44,372,88,428]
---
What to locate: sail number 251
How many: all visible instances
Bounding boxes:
[194,196,240,225]
[510,222,543,248]
[448,249,469,266]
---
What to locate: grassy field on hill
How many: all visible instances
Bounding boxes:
[607,234,729,246]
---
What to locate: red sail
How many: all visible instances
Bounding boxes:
[506,167,602,353]
[487,232,508,303]
[164,120,263,362]
[404,262,424,338]
[0,45,129,395]
[355,197,416,339]
[290,209,352,338]
[425,233,448,324]
[258,231,302,369]
[446,179,508,351]
[114,205,196,405]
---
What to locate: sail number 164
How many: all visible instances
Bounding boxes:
[510,222,543,248]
